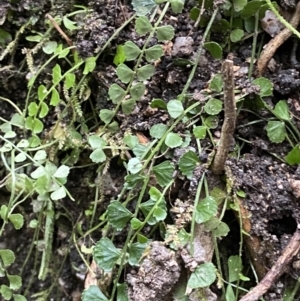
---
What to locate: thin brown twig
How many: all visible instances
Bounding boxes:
[46,14,74,51]
[256,1,300,76]
[211,59,236,175]
[239,230,300,301]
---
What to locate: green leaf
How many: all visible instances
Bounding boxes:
[130,83,145,100]
[82,285,109,301]
[230,29,244,42]
[213,221,230,237]
[51,186,66,200]
[145,45,163,62]
[117,283,129,301]
[168,228,190,250]
[273,100,290,121]
[204,98,223,115]
[150,98,167,110]
[63,16,77,30]
[34,176,49,195]
[252,77,273,97]
[204,42,222,59]
[39,103,49,118]
[195,196,218,223]
[65,73,76,89]
[170,0,185,13]
[156,25,175,41]
[153,161,174,187]
[226,285,235,301]
[28,102,38,116]
[90,149,106,163]
[12,294,27,301]
[107,201,133,230]
[209,74,223,92]
[83,57,96,74]
[0,249,15,266]
[165,132,182,148]
[116,64,134,84]
[241,0,266,19]
[33,150,47,161]
[128,242,147,265]
[38,85,47,101]
[124,41,141,61]
[236,190,246,198]
[0,122,11,133]
[88,135,106,149]
[50,88,60,106]
[135,16,153,35]
[150,123,168,139]
[233,0,247,11]
[228,255,242,282]
[140,197,166,225]
[131,0,157,16]
[178,151,200,179]
[4,131,16,139]
[131,217,143,229]
[0,284,12,300]
[42,41,57,54]
[109,84,126,104]
[53,165,70,178]
[187,263,216,288]
[26,35,42,42]
[16,139,29,148]
[8,214,24,230]
[153,207,167,221]
[204,116,219,129]
[7,274,21,290]
[285,144,300,165]
[266,121,286,143]
[193,126,207,139]
[93,238,121,271]
[137,64,155,81]
[127,158,143,174]
[123,135,139,149]
[114,45,126,65]
[122,99,136,115]
[100,109,114,124]
[25,116,44,134]
[52,64,61,84]
[167,99,184,118]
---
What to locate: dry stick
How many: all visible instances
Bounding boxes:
[211,60,236,175]
[239,230,300,301]
[46,14,74,52]
[256,1,300,76]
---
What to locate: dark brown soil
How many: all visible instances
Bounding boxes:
[1,0,300,301]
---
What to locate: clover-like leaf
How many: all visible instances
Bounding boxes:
[204,98,223,115]
[93,238,121,271]
[153,161,174,187]
[135,16,153,35]
[195,196,218,224]
[167,99,184,118]
[116,64,134,83]
[165,132,182,148]
[266,121,285,143]
[156,25,175,41]
[107,201,133,230]
[109,84,126,104]
[124,41,142,61]
[145,45,163,61]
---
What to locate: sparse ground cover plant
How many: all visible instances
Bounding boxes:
[0,0,300,300]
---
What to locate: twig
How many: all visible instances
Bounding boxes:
[239,230,300,301]
[46,14,74,51]
[211,60,236,175]
[256,1,300,76]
